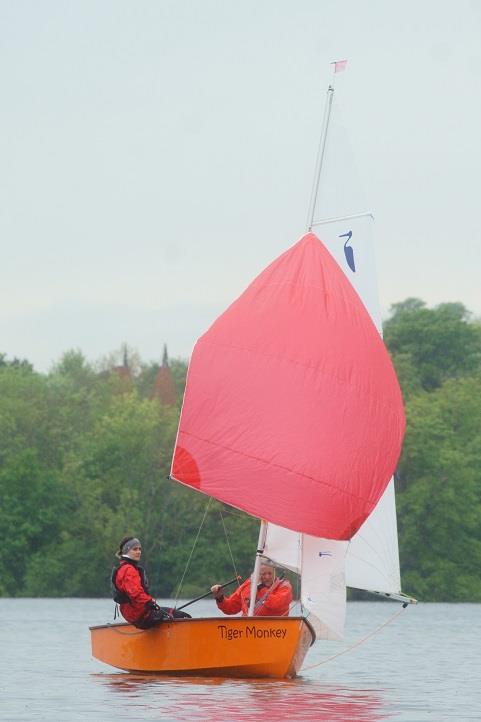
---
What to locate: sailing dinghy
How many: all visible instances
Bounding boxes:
[90,65,413,678]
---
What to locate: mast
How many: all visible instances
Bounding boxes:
[306,84,334,232]
[306,59,347,232]
[248,520,268,616]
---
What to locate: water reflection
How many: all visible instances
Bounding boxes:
[95,673,392,721]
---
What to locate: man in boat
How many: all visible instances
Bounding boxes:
[112,536,190,628]
[211,559,292,616]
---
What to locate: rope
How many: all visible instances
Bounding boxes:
[172,497,212,605]
[301,605,407,672]
[219,507,239,582]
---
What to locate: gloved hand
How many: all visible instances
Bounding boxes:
[146,599,161,612]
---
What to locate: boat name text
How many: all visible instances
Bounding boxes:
[217,625,287,641]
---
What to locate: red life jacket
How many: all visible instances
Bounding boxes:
[217,577,292,617]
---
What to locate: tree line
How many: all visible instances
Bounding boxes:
[0,298,480,601]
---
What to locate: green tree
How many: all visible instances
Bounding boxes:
[22,389,181,596]
[0,365,71,594]
[397,373,481,600]
[0,348,258,598]
[0,352,33,371]
[384,298,481,392]
[2,301,481,603]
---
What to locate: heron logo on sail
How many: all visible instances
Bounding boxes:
[339,230,355,272]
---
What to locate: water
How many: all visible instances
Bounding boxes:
[1,599,480,721]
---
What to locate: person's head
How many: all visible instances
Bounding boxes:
[116,536,142,562]
[259,559,276,587]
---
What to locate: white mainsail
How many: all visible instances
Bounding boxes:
[317,213,401,596]
[264,214,402,635]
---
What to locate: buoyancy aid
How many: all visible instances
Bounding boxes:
[242,578,290,615]
[217,576,292,617]
[111,558,150,603]
[252,578,286,614]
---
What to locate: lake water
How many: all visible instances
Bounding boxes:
[1,599,480,721]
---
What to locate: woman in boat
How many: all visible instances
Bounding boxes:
[112,536,190,628]
[211,560,292,617]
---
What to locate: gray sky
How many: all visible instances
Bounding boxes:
[1,0,480,371]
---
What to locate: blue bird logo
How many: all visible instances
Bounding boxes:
[339,230,355,272]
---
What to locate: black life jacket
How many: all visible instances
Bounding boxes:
[111,558,150,604]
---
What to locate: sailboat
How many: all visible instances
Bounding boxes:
[90,63,414,677]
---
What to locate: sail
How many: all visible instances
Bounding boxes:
[300,536,348,640]
[266,528,347,638]
[315,215,382,331]
[316,215,402,592]
[264,216,402,595]
[171,232,405,540]
[265,481,401,596]
[345,478,401,593]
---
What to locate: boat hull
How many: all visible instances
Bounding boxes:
[90,616,315,678]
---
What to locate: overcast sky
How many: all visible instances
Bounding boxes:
[1,0,480,371]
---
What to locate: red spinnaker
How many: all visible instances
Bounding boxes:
[171,233,405,539]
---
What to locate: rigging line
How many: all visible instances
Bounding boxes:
[300,606,407,672]
[217,507,245,518]
[219,507,239,581]
[173,497,213,607]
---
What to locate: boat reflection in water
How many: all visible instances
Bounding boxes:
[95,673,390,721]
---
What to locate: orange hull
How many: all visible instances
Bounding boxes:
[90,616,315,678]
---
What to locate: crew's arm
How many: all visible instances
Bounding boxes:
[211,582,245,615]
